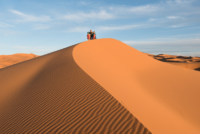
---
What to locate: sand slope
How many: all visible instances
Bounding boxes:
[0,45,151,133]
[0,53,38,69]
[73,38,200,134]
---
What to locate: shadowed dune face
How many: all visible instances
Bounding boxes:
[73,38,200,134]
[0,53,39,69]
[0,45,151,133]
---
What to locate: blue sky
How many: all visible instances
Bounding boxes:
[0,0,200,56]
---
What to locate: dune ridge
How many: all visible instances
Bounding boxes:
[0,44,151,133]
[1,51,200,72]
[73,38,200,134]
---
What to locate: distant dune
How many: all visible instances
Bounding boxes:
[146,53,200,71]
[0,53,39,69]
[0,38,200,134]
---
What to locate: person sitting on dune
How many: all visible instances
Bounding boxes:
[92,31,96,39]
[87,30,96,40]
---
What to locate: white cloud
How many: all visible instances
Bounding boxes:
[0,30,21,36]
[109,4,159,15]
[33,25,50,30]
[79,1,91,5]
[65,27,90,32]
[96,24,142,31]
[10,9,51,22]
[167,16,179,19]
[123,36,200,56]
[107,0,199,21]
[149,18,157,22]
[169,24,186,28]
[166,0,194,5]
[0,22,14,27]
[123,38,200,46]
[65,24,142,32]
[61,10,114,21]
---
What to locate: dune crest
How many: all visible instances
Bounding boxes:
[73,38,200,134]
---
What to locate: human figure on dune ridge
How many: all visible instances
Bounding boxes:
[87,30,96,40]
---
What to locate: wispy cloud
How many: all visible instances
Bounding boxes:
[33,25,50,30]
[57,0,200,30]
[0,30,21,36]
[65,24,142,32]
[96,24,142,31]
[123,35,200,56]
[123,38,200,46]
[79,1,91,5]
[106,0,200,28]
[109,4,159,16]
[10,9,51,22]
[61,10,114,21]
[167,16,179,19]
[108,0,196,16]
[0,22,14,27]
[169,24,186,28]
[65,27,90,32]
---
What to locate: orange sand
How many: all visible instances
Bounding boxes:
[73,38,200,134]
[0,53,38,69]
[0,38,200,133]
[0,43,150,133]
[147,53,200,71]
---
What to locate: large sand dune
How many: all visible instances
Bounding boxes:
[0,42,151,133]
[73,39,200,134]
[0,38,200,134]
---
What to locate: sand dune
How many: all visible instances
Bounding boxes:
[0,53,38,69]
[73,39,200,134]
[147,53,200,71]
[1,51,199,72]
[0,43,151,133]
[1,38,200,133]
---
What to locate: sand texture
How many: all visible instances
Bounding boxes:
[73,38,200,134]
[0,44,151,133]
[0,53,38,69]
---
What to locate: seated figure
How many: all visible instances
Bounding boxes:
[87,30,96,40]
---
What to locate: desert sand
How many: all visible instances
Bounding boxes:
[0,41,150,133]
[1,50,200,73]
[0,38,200,133]
[0,53,38,69]
[73,39,200,134]
[146,53,200,71]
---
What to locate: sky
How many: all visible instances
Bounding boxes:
[0,0,200,56]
